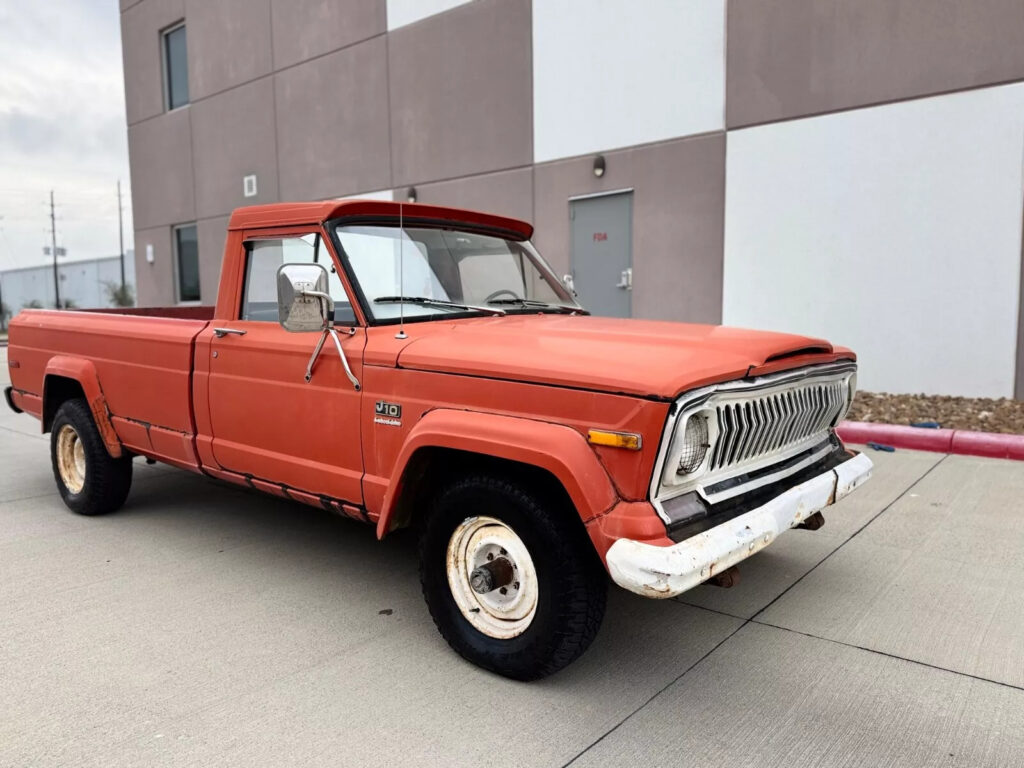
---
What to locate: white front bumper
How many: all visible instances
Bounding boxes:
[606,452,873,599]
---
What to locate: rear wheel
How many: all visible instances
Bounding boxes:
[50,399,132,515]
[420,475,607,680]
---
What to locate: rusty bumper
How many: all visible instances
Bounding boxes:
[605,452,873,599]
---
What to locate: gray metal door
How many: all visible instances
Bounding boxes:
[570,191,633,317]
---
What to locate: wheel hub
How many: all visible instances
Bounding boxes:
[446,516,538,639]
[469,556,515,594]
[56,424,86,494]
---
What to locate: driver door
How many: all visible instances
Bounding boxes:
[205,229,365,504]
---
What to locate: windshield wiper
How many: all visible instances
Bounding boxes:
[374,296,505,316]
[486,298,579,313]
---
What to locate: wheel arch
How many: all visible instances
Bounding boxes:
[42,357,123,458]
[377,409,619,539]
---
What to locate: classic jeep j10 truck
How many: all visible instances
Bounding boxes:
[5,200,871,679]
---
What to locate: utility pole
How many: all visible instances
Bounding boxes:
[50,190,61,310]
[117,180,125,289]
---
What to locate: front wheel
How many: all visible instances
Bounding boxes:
[420,475,607,680]
[50,399,133,515]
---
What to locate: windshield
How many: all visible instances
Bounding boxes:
[334,224,581,321]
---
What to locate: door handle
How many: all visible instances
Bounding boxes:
[615,268,632,290]
[213,328,247,338]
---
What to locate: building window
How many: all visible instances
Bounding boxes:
[174,224,200,302]
[162,22,189,110]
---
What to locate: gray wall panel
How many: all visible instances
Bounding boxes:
[274,37,391,200]
[728,0,1024,127]
[191,78,279,219]
[121,0,186,125]
[184,0,273,100]
[197,216,230,305]
[127,107,195,231]
[270,0,385,69]
[134,226,175,306]
[533,134,725,324]
[387,0,532,186]
[414,167,533,223]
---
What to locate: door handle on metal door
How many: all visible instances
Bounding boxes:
[213,328,247,338]
[615,268,632,290]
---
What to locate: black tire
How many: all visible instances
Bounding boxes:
[50,398,132,515]
[419,474,607,680]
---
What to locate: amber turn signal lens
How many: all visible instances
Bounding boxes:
[587,429,642,451]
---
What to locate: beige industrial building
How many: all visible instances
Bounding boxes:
[121,0,1024,398]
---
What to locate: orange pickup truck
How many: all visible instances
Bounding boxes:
[5,199,871,679]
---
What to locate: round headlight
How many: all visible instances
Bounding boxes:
[677,414,710,475]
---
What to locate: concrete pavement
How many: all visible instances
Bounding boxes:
[2,345,1023,767]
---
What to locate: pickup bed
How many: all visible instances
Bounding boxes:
[5,199,871,679]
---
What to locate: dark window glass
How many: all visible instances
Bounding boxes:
[175,225,200,302]
[164,24,189,110]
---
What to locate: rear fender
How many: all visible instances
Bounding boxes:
[377,409,619,539]
[43,357,123,458]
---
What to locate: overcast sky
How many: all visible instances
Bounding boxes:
[0,0,132,270]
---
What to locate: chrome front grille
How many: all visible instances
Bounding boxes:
[707,379,849,472]
[653,362,858,516]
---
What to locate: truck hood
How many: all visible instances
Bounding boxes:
[395,315,853,399]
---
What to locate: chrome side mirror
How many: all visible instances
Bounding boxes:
[277,263,333,332]
[276,262,360,391]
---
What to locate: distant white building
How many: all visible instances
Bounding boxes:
[1,252,135,316]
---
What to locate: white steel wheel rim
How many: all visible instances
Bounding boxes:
[446,516,538,639]
[56,424,86,494]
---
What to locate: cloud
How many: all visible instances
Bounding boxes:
[0,0,132,270]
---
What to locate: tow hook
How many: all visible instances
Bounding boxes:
[797,511,826,531]
[706,565,740,589]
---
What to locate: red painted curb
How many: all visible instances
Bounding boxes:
[836,421,1024,461]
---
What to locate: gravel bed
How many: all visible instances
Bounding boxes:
[847,391,1024,435]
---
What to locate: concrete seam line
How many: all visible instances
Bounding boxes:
[0,424,46,441]
[560,617,750,768]
[750,619,1024,694]
[748,454,949,624]
[562,454,949,764]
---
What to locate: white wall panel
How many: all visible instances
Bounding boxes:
[724,84,1024,397]
[387,0,473,30]
[532,0,725,163]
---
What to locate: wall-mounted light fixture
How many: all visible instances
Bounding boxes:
[593,155,606,178]
[406,186,417,203]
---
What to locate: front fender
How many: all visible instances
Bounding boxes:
[43,357,123,458]
[377,409,619,538]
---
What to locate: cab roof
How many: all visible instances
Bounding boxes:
[227,199,533,240]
